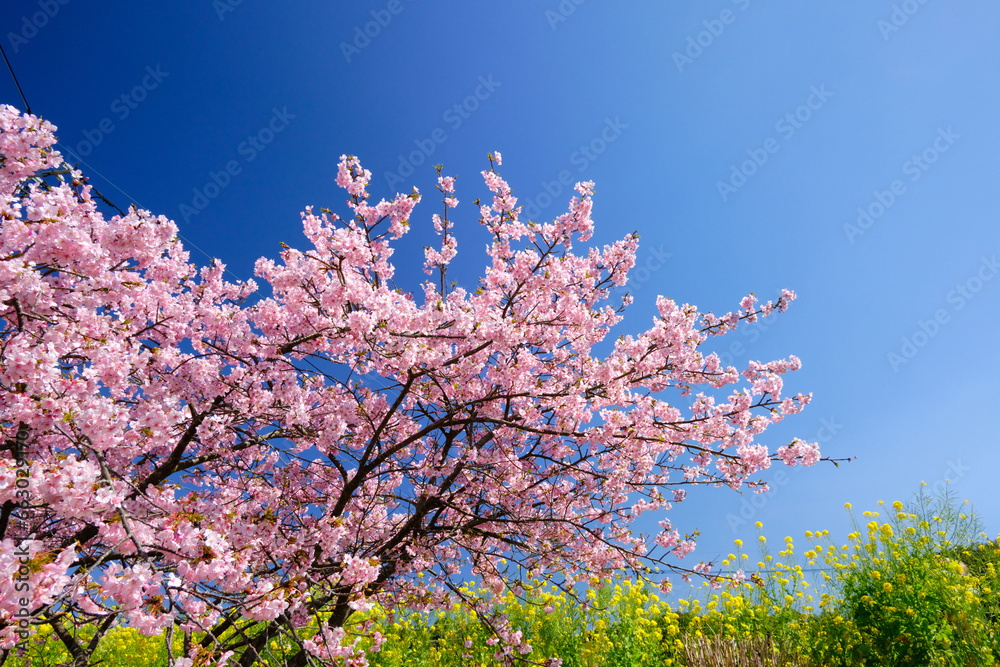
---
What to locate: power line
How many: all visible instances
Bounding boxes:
[55,141,247,285]
[0,41,31,115]
[3,45,399,394]
[1,42,246,283]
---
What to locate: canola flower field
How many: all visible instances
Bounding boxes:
[8,485,1000,667]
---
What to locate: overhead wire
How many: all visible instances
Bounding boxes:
[1,39,246,284]
[1,45,398,394]
[0,41,31,115]
[54,140,248,286]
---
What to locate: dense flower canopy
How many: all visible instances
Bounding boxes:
[0,105,819,665]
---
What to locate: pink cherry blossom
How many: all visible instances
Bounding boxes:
[0,105,826,666]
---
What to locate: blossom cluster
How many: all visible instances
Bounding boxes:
[0,105,818,664]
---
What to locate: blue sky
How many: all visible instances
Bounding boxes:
[4,1,1000,599]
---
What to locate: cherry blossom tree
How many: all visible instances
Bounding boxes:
[0,105,826,666]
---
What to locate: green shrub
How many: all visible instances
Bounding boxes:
[11,484,1000,667]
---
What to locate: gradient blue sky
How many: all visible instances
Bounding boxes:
[4,1,1000,597]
